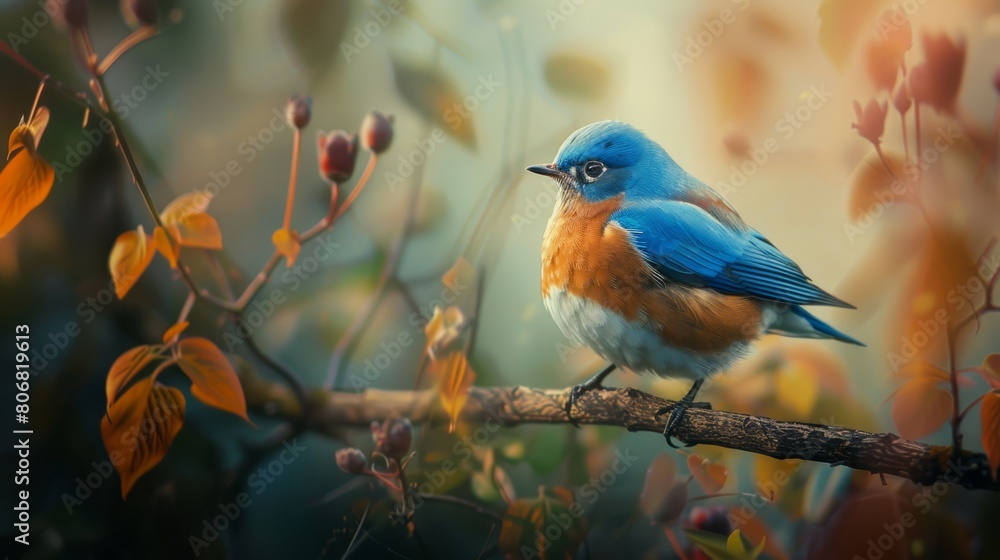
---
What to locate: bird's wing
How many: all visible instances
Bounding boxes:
[612,201,853,308]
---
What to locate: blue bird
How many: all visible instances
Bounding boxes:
[527,121,862,447]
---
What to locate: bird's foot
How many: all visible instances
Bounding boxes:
[655,400,711,448]
[565,364,616,428]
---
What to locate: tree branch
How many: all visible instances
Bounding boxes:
[240,375,1000,491]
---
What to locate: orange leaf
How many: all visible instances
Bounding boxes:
[162,321,189,344]
[891,377,952,440]
[100,378,186,498]
[0,135,54,239]
[432,351,475,433]
[153,226,178,269]
[981,391,1000,480]
[176,337,251,422]
[109,225,156,298]
[175,212,222,249]
[499,489,586,559]
[105,344,165,409]
[442,257,473,292]
[847,151,909,222]
[687,454,728,494]
[272,228,301,267]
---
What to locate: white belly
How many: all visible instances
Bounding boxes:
[543,288,752,380]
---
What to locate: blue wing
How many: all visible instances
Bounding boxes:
[612,201,853,308]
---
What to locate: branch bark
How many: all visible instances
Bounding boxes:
[240,374,1000,491]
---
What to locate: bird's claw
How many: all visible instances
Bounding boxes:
[565,383,595,428]
[655,401,711,448]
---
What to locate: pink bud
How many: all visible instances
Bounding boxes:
[371,417,412,460]
[892,84,911,114]
[317,131,358,183]
[121,0,157,27]
[360,111,393,154]
[335,448,367,474]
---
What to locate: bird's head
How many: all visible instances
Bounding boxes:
[527,121,683,203]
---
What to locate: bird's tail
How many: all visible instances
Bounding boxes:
[766,305,865,346]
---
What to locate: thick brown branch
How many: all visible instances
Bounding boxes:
[236,381,1000,492]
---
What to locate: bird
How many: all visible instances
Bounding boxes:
[527,121,862,447]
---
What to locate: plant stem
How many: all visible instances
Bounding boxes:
[282,128,301,231]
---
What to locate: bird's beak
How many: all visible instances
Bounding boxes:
[526,163,562,178]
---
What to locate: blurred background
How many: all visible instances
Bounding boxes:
[2,0,1000,558]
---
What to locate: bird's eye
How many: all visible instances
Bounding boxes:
[582,160,605,181]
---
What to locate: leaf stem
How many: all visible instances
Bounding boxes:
[97,26,156,76]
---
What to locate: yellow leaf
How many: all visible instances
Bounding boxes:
[423,305,466,360]
[432,351,475,433]
[774,363,818,418]
[891,377,952,440]
[109,225,156,298]
[544,50,611,102]
[727,530,766,560]
[105,344,165,409]
[981,391,1000,480]
[753,456,800,502]
[176,337,251,423]
[272,228,301,267]
[8,106,49,158]
[162,321,189,344]
[152,226,178,269]
[175,212,222,249]
[101,378,186,498]
[161,192,212,227]
[0,138,54,239]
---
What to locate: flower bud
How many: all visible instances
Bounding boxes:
[50,0,89,29]
[335,447,367,474]
[285,95,312,129]
[371,417,412,460]
[121,0,157,27]
[892,84,911,114]
[360,111,393,154]
[317,131,358,183]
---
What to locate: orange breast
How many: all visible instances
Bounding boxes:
[541,191,763,354]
